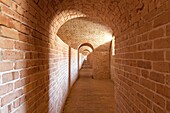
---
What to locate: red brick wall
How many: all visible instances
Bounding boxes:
[93,51,110,79]
[0,0,82,113]
[89,42,111,79]
[111,1,170,113]
[87,52,93,67]
[79,53,85,70]
[70,48,84,88]
[48,36,70,113]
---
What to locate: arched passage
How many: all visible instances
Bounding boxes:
[78,43,94,50]
[0,0,169,113]
[82,49,91,56]
[78,43,94,78]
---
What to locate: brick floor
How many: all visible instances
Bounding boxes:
[62,77,115,113]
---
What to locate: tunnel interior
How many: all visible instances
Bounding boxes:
[0,0,170,113]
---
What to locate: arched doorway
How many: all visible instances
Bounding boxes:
[78,43,94,78]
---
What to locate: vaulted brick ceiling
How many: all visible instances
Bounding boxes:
[57,18,113,49]
[53,0,146,40]
[79,45,93,55]
[52,0,128,35]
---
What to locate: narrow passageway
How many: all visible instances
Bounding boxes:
[63,77,115,113]
[63,61,114,113]
[0,0,169,113]
[79,60,93,78]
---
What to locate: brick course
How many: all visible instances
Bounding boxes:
[0,0,83,113]
[112,0,170,113]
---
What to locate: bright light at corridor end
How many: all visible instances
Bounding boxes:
[112,36,115,55]
[105,33,113,41]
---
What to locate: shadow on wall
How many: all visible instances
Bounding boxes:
[87,41,113,79]
[0,1,84,113]
[0,1,51,112]
[0,1,49,113]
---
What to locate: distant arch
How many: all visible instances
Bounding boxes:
[78,42,94,79]
[78,43,94,51]
[83,49,91,53]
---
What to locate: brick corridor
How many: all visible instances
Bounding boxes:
[63,77,115,113]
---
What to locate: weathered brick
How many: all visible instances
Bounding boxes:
[153,11,170,28]
[0,37,14,49]
[144,4,164,22]
[133,52,143,59]
[136,22,152,35]
[19,24,32,35]
[144,89,165,108]
[14,80,22,89]
[16,5,24,15]
[1,92,14,107]
[166,74,170,86]
[13,99,20,108]
[152,94,165,109]
[0,26,19,40]
[166,51,170,61]
[153,104,166,113]
[144,51,164,61]
[15,41,32,51]
[141,70,149,78]
[156,84,170,99]
[11,1,17,11]
[13,0,22,5]
[167,100,170,111]
[0,13,12,26]
[0,83,13,96]
[2,72,19,83]
[14,60,27,69]
[153,62,170,73]
[0,62,13,72]
[155,0,166,8]
[137,92,153,109]
[149,27,164,40]
[2,50,24,60]
[150,71,165,83]
[0,0,12,6]
[154,37,170,49]
[137,61,152,69]
[0,105,10,113]
[137,41,152,51]
[148,0,156,11]
[19,33,34,44]
[166,0,170,10]
[137,33,148,43]
[166,24,170,36]
[140,78,155,91]
[10,19,21,31]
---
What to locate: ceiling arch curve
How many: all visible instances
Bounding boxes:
[79,46,93,56]
[48,0,147,50]
[57,17,113,49]
[49,0,147,38]
[78,42,94,51]
[50,0,127,35]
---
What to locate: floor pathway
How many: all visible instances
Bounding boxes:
[63,77,115,113]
